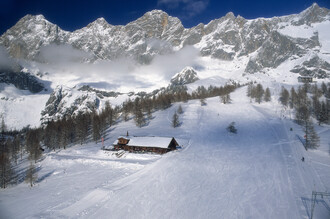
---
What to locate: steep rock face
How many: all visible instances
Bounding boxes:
[245,31,320,73]
[198,13,242,60]
[68,18,118,60]
[0,4,329,71]
[0,15,68,59]
[41,86,100,123]
[0,70,44,93]
[238,18,274,56]
[170,67,199,85]
[290,55,330,78]
[293,3,330,25]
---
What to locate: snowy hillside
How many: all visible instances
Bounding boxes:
[0,4,330,218]
[0,87,329,218]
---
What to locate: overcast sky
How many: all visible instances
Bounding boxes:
[0,0,329,34]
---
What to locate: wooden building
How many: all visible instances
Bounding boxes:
[298,76,314,83]
[113,136,178,154]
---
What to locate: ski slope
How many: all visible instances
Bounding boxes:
[0,87,329,219]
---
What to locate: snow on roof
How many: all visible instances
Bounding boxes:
[128,137,175,148]
[114,136,176,149]
[118,136,130,140]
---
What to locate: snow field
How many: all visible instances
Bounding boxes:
[0,83,50,129]
[0,87,329,218]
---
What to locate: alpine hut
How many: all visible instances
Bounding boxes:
[113,136,178,154]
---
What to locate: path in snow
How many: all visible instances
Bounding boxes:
[62,97,311,218]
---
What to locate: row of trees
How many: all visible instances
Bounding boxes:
[279,83,329,126]
[0,129,40,188]
[0,100,120,188]
[41,83,239,152]
[247,83,271,103]
[1,83,240,188]
[122,84,239,127]
[279,82,330,149]
[43,101,120,151]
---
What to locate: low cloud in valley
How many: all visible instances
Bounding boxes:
[33,43,200,92]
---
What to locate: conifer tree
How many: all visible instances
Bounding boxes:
[147,107,153,120]
[0,140,13,188]
[104,101,116,127]
[172,112,180,128]
[75,114,90,145]
[26,129,42,163]
[25,162,37,187]
[177,105,183,114]
[132,98,145,127]
[92,113,101,143]
[289,87,297,109]
[321,82,327,95]
[312,95,322,124]
[43,121,57,151]
[63,117,76,147]
[122,103,130,121]
[296,86,308,109]
[99,112,107,139]
[220,93,231,104]
[316,101,329,125]
[134,107,146,128]
[247,84,253,97]
[1,117,6,133]
[264,88,271,102]
[304,119,320,149]
[296,105,309,125]
[255,84,264,104]
[12,136,20,165]
[280,87,289,106]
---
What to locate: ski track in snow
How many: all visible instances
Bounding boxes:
[0,88,329,219]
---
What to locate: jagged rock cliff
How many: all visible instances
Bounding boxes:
[170,67,199,85]
[0,70,44,93]
[1,3,329,73]
[41,85,101,123]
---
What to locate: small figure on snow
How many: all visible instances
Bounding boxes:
[227,122,237,134]
[301,157,305,162]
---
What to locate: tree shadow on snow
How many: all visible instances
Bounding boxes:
[36,170,55,183]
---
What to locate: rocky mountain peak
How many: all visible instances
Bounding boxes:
[224,12,235,20]
[0,4,329,72]
[170,67,199,85]
[86,17,112,29]
[131,9,181,32]
[18,14,45,24]
[0,14,67,59]
[144,9,169,17]
[295,3,330,25]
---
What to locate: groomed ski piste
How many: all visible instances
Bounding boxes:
[0,86,329,219]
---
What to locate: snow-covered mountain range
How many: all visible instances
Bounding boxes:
[0,3,330,129]
[1,3,329,70]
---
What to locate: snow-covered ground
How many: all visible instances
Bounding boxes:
[0,83,50,129]
[1,87,329,219]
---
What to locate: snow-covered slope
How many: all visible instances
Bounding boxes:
[0,88,329,218]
